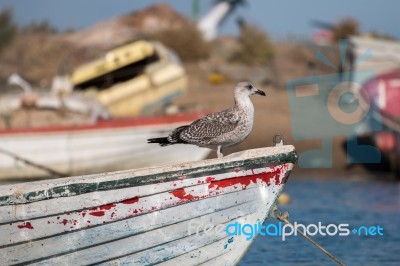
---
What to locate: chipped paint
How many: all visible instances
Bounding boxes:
[8,164,290,235]
[224,237,234,249]
[171,189,197,201]
[121,197,139,204]
[89,211,105,217]
[208,171,280,191]
[17,222,34,229]
[0,147,297,206]
[205,177,215,182]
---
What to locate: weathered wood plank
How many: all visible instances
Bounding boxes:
[1,188,262,265]
[0,146,296,205]
[0,164,286,224]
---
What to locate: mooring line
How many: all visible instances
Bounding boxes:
[0,147,68,178]
[270,205,346,266]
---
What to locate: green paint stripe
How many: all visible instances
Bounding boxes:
[0,151,297,206]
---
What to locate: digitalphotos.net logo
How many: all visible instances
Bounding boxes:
[187,220,384,242]
[286,40,382,168]
[224,221,384,241]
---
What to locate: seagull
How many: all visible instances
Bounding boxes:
[147,82,266,158]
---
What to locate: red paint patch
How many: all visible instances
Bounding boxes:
[170,168,285,203]
[98,203,116,211]
[208,171,281,191]
[89,211,105,217]
[61,219,68,225]
[171,188,195,201]
[205,177,215,182]
[17,222,34,229]
[121,197,139,204]
[90,203,116,211]
[85,203,117,217]
[274,174,280,184]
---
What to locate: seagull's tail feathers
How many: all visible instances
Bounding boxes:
[147,125,189,146]
[147,137,171,146]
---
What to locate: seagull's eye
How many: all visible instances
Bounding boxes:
[246,84,253,90]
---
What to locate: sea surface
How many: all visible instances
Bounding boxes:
[239,178,400,266]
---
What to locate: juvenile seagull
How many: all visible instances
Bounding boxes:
[147,82,266,158]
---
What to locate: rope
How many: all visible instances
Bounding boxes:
[0,147,68,178]
[270,205,346,266]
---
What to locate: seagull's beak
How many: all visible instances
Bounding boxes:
[254,89,266,96]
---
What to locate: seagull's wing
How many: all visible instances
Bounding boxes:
[179,109,239,143]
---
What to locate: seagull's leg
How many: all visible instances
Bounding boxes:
[217,146,224,158]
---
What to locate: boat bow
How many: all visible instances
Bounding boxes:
[0,145,297,265]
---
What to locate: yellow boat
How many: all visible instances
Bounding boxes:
[70,40,188,117]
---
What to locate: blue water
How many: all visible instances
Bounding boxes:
[239,179,400,266]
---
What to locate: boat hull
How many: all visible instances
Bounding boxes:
[0,145,297,265]
[348,37,400,176]
[362,70,400,151]
[0,114,210,180]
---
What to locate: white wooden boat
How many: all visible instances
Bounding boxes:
[0,113,210,180]
[0,143,297,265]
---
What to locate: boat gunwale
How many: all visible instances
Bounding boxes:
[0,146,297,206]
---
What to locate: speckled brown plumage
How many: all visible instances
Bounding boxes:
[148,81,266,158]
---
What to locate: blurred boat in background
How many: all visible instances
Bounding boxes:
[0,143,296,265]
[0,112,210,181]
[70,40,187,117]
[0,40,211,181]
[349,37,400,176]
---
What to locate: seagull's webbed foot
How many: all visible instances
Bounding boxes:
[217,146,224,158]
